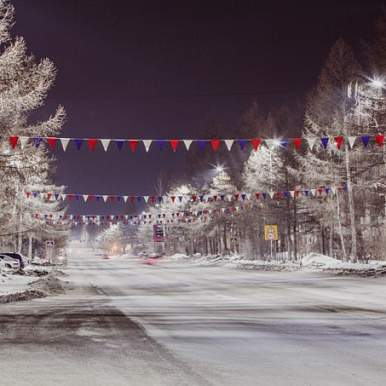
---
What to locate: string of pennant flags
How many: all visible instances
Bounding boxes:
[25,185,348,204]
[26,185,348,226]
[4,134,386,152]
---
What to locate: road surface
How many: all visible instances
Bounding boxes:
[1,247,386,385]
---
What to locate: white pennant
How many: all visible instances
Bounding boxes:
[60,138,70,151]
[102,195,108,202]
[227,194,232,201]
[246,193,251,200]
[83,195,88,202]
[290,191,295,197]
[123,196,128,202]
[347,137,356,149]
[331,187,337,195]
[310,189,317,196]
[265,139,275,149]
[143,140,152,152]
[19,137,29,149]
[101,139,110,151]
[144,196,149,203]
[306,137,317,150]
[183,139,193,150]
[224,139,234,151]
[269,192,274,199]
[61,194,67,200]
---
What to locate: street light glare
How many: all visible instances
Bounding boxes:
[370,76,385,89]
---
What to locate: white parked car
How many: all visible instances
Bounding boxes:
[0,255,20,269]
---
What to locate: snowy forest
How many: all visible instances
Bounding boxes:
[1,0,386,263]
[0,0,69,257]
[133,11,386,263]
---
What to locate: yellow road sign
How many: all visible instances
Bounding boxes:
[264,225,278,241]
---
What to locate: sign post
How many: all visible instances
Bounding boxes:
[264,225,278,260]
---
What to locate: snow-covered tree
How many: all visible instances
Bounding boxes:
[0,0,67,254]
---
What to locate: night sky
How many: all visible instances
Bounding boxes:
[9,0,386,215]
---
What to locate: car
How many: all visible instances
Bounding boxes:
[101,254,110,259]
[0,252,25,268]
[0,255,20,269]
[138,251,148,258]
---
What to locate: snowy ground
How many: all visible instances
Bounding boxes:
[1,252,386,304]
[0,264,65,303]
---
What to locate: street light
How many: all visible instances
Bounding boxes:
[369,76,385,90]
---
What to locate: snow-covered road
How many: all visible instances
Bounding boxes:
[1,247,386,385]
[69,248,386,385]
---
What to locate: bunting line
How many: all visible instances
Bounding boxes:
[4,135,386,153]
[25,186,347,204]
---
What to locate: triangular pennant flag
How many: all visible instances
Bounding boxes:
[280,139,288,149]
[143,140,152,152]
[324,188,330,195]
[128,140,138,152]
[143,196,149,203]
[10,136,19,149]
[88,139,98,150]
[276,192,281,198]
[60,138,70,151]
[19,137,29,149]
[251,139,261,150]
[321,137,329,150]
[100,139,110,151]
[306,137,316,150]
[317,188,323,195]
[375,135,384,147]
[255,193,260,199]
[265,139,274,149]
[75,139,84,150]
[171,196,176,203]
[294,190,300,197]
[269,192,274,199]
[361,136,370,148]
[292,138,302,150]
[211,139,221,152]
[61,194,67,200]
[47,193,52,200]
[310,189,317,196]
[156,140,165,151]
[262,193,267,199]
[54,193,59,200]
[334,137,343,149]
[68,194,74,201]
[116,140,124,151]
[34,137,42,148]
[170,140,179,152]
[83,195,88,202]
[183,139,193,150]
[47,137,57,149]
[198,140,206,150]
[224,139,234,151]
[238,139,247,150]
[102,195,108,202]
[26,192,31,198]
[347,136,356,149]
[289,191,295,198]
[109,195,116,202]
[304,190,309,197]
[283,191,289,198]
[331,187,336,194]
[234,194,239,201]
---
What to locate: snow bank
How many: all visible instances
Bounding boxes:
[301,253,339,267]
[169,253,189,260]
[0,267,65,304]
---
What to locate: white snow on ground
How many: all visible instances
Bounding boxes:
[1,250,386,304]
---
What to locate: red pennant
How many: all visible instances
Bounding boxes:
[375,135,384,147]
[129,140,138,152]
[88,139,98,150]
[10,136,19,149]
[130,195,135,203]
[150,196,156,202]
[234,194,239,201]
[68,194,74,201]
[171,196,176,203]
[47,137,57,149]
[88,195,94,201]
[47,193,52,200]
[295,190,300,197]
[255,193,260,199]
[109,195,116,202]
[211,139,221,152]
[120,215,124,219]
[217,209,221,214]
[191,195,197,202]
[276,192,281,199]
[292,138,302,150]
[317,188,323,195]
[334,137,343,149]
[26,192,31,198]
[170,140,179,152]
[251,139,261,150]
[213,195,218,201]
